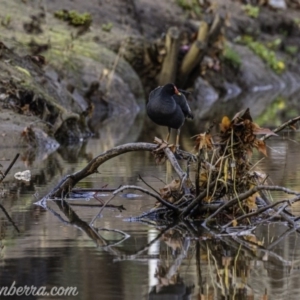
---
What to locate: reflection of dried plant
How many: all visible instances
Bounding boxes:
[155,264,181,288]
[161,229,183,252]
[21,126,37,147]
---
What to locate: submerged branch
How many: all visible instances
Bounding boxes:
[113,185,179,212]
[40,143,157,201]
[203,185,300,226]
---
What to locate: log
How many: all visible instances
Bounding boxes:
[179,21,209,86]
[158,27,180,85]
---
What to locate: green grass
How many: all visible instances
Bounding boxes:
[175,0,201,16]
[54,10,92,27]
[241,36,285,73]
[285,45,298,56]
[1,14,11,27]
[242,4,260,18]
[101,22,113,32]
[222,44,241,68]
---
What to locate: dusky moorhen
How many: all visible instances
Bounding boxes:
[147,83,193,147]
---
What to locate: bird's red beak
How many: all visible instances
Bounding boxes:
[174,86,181,95]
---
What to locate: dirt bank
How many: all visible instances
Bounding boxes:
[0,0,299,151]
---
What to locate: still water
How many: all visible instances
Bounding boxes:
[1,112,300,300]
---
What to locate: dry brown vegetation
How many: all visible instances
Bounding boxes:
[32,108,300,236]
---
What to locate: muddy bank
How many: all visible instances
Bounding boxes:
[0,0,299,151]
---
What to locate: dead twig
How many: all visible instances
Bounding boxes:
[40,143,158,202]
[261,115,300,141]
[138,174,160,195]
[203,185,300,227]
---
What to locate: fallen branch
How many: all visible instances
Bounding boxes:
[262,115,300,141]
[202,185,300,226]
[40,143,158,201]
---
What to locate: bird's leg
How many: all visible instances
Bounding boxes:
[165,127,171,143]
[175,128,181,149]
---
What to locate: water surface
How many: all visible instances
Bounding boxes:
[1,111,300,300]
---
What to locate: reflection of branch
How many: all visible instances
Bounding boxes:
[220,236,257,260]
[266,226,299,251]
[231,235,294,266]
[113,185,179,211]
[0,204,20,233]
[165,238,190,280]
[71,187,118,193]
[53,199,109,247]
[90,184,179,226]
[97,228,130,248]
[0,153,19,183]
[114,223,177,261]
[39,199,129,249]
[196,241,203,293]
[69,203,125,211]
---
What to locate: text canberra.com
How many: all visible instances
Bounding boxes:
[0,281,79,297]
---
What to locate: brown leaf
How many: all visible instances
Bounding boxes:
[246,147,253,158]
[220,116,231,132]
[153,137,169,164]
[232,108,252,123]
[154,154,166,164]
[166,179,181,191]
[21,104,31,115]
[202,196,212,203]
[159,179,181,202]
[245,194,257,211]
[194,133,213,150]
[199,171,208,187]
[252,123,277,136]
[253,139,267,156]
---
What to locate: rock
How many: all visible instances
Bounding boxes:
[223,81,242,101]
[268,0,287,9]
[192,77,219,118]
[230,44,283,92]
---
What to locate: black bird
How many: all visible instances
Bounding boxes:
[147,83,193,147]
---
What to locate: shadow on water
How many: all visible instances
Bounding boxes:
[1,91,300,299]
[16,195,300,299]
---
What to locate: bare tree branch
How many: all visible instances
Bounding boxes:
[261,115,300,141]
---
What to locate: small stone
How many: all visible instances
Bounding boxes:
[268,0,287,9]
